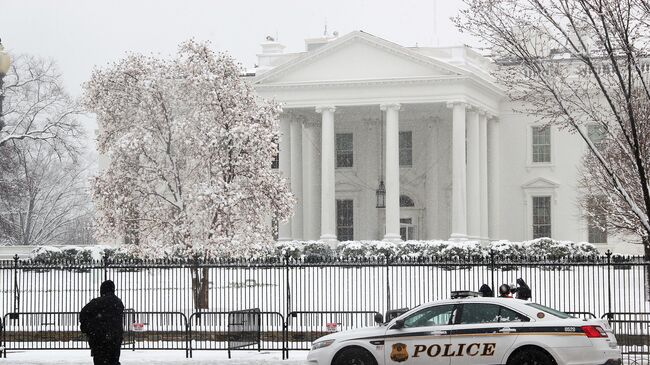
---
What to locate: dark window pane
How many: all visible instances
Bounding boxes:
[460,303,501,324]
[399,131,412,166]
[400,195,415,207]
[587,197,608,243]
[532,196,551,238]
[337,199,353,241]
[336,133,353,168]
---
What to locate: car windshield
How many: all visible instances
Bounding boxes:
[526,303,572,319]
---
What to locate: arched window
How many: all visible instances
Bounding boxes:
[400,195,415,207]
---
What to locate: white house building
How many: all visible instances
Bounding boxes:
[251,30,641,254]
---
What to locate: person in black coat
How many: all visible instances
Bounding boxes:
[80,280,125,365]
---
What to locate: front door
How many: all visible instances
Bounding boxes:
[449,302,529,365]
[384,304,457,365]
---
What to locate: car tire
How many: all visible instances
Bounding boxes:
[333,347,377,365]
[507,347,555,365]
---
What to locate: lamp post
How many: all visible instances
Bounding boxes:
[0,38,11,131]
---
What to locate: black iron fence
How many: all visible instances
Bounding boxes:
[0,252,649,361]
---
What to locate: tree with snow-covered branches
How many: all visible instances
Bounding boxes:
[456,0,650,256]
[1,54,82,153]
[83,41,294,308]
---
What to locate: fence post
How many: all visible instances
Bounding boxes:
[385,254,391,312]
[490,250,495,297]
[284,254,290,359]
[13,254,19,314]
[102,251,109,282]
[606,250,613,319]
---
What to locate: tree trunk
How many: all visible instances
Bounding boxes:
[191,267,209,310]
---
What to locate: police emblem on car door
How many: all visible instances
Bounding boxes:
[384,304,456,365]
[448,303,528,365]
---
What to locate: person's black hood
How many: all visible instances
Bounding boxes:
[100,280,115,296]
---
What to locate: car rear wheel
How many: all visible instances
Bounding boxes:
[507,347,555,365]
[333,347,377,365]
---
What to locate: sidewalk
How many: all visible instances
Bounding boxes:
[1,350,309,365]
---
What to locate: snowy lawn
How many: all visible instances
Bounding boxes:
[1,349,309,364]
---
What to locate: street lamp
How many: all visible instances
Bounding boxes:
[0,38,11,131]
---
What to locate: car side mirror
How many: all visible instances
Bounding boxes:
[374,313,384,324]
[392,318,405,329]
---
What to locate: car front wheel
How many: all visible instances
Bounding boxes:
[333,347,377,365]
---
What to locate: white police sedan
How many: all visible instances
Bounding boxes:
[307,296,621,365]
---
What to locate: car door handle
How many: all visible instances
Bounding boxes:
[499,328,516,333]
[429,330,447,335]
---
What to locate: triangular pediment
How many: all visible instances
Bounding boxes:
[254,31,464,85]
[522,177,560,190]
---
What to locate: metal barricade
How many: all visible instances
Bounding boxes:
[188,311,286,359]
[1,312,88,356]
[603,312,650,364]
[127,311,189,357]
[286,311,381,350]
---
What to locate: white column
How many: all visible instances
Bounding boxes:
[488,117,500,240]
[466,109,480,240]
[290,118,303,240]
[316,106,337,243]
[278,113,292,241]
[479,112,489,242]
[425,119,438,239]
[302,119,319,240]
[448,102,468,240]
[381,103,401,242]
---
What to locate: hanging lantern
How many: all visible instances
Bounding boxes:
[376,180,386,208]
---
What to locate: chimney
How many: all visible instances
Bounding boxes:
[304,31,338,52]
[257,36,285,73]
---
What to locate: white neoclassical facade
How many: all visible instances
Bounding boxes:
[251,30,641,254]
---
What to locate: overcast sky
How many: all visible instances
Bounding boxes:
[2,0,471,151]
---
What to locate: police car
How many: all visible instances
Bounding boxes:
[307,293,621,365]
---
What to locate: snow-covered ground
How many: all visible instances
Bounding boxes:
[1,349,309,364]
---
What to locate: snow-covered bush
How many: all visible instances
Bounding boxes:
[302,241,335,262]
[27,238,602,265]
[31,246,94,264]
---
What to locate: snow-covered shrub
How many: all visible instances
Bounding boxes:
[337,241,369,259]
[302,241,335,262]
[274,241,303,260]
[31,246,93,264]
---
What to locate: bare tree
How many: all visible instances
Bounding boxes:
[0,141,93,246]
[456,0,650,255]
[1,54,83,154]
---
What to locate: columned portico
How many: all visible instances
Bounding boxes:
[381,103,402,242]
[253,31,505,244]
[278,113,292,241]
[317,106,337,243]
[449,102,468,240]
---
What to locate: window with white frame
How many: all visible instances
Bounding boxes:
[336,133,353,168]
[532,196,551,238]
[587,196,608,243]
[587,123,606,148]
[336,199,353,241]
[399,131,413,166]
[532,126,551,163]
